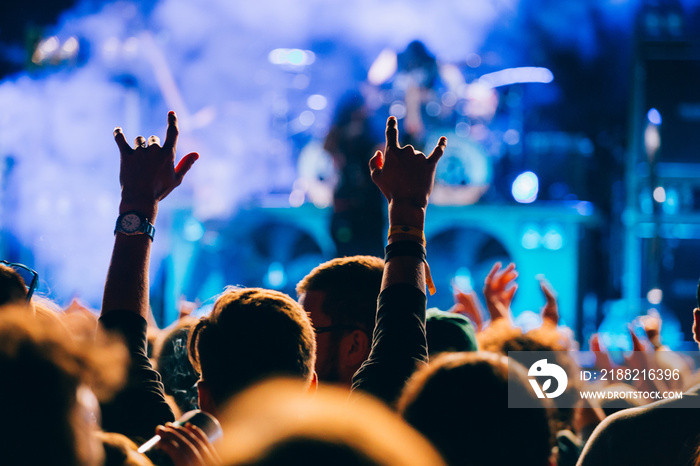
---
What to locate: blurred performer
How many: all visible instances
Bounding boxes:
[324,91,385,258]
[394,40,440,148]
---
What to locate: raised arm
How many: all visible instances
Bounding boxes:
[351,116,445,405]
[370,116,445,291]
[102,111,198,317]
[99,111,198,440]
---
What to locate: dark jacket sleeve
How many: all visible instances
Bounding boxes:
[351,283,428,406]
[99,310,175,442]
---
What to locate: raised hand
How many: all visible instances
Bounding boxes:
[483,262,518,322]
[103,111,198,318]
[589,333,613,372]
[451,284,485,332]
[628,324,650,353]
[639,309,663,349]
[369,116,446,212]
[626,324,667,393]
[113,111,199,212]
[538,276,559,328]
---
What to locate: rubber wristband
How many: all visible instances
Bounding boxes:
[384,241,436,295]
[385,241,426,261]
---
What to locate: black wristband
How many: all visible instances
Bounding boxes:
[385,240,426,262]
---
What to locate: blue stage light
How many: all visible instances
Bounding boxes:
[183,217,205,242]
[264,262,287,289]
[521,225,541,250]
[453,267,473,293]
[647,108,662,125]
[542,226,563,250]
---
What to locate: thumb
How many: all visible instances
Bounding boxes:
[175,152,199,183]
[369,150,383,181]
[428,136,447,163]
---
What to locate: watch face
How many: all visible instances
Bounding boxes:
[120,213,142,233]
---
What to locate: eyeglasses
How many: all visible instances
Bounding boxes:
[314,325,361,334]
[0,260,39,301]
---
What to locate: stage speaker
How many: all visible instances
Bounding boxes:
[426,203,597,334]
[172,205,335,315]
[168,203,595,336]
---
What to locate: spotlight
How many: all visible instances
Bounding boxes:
[647,108,662,125]
[512,171,539,204]
[647,288,663,305]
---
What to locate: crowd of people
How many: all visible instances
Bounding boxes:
[2,111,700,466]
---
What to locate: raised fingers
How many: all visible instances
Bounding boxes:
[428,136,447,162]
[163,110,179,152]
[385,116,399,150]
[134,136,147,149]
[485,262,502,286]
[148,135,161,147]
[174,152,200,184]
[113,127,132,154]
[492,264,518,296]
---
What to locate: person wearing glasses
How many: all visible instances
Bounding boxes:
[0,260,38,306]
[296,255,383,388]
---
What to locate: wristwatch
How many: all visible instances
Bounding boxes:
[114,211,155,241]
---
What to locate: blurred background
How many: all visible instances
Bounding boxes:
[2,0,700,349]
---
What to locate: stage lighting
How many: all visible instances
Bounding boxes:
[298,110,315,127]
[183,218,206,242]
[647,288,663,305]
[307,94,327,110]
[453,267,473,293]
[368,48,397,85]
[264,262,287,289]
[542,226,564,250]
[653,186,666,203]
[268,48,315,67]
[478,67,553,89]
[521,227,541,250]
[389,101,407,119]
[647,108,662,125]
[512,171,539,204]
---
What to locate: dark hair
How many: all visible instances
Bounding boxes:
[296,255,383,333]
[0,309,127,466]
[0,264,28,306]
[154,318,199,414]
[188,288,316,406]
[398,352,553,466]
